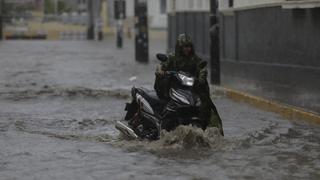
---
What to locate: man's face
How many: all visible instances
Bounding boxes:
[182,45,192,57]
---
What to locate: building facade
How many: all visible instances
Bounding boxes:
[218,0,320,112]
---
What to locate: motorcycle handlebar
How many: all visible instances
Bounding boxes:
[164,71,177,76]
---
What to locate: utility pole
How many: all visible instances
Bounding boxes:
[114,0,125,48]
[0,0,4,40]
[134,0,149,63]
[87,0,94,40]
[54,0,58,16]
[209,0,220,85]
[94,0,103,41]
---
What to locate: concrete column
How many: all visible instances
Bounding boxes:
[210,0,220,84]
[134,0,149,63]
[0,0,4,40]
[115,0,125,48]
[87,0,94,40]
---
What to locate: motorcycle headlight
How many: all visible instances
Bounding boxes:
[178,74,194,86]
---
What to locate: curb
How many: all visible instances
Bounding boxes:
[211,86,320,124]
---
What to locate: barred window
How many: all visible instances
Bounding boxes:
[160,0,167,14]
[229,0,233,7]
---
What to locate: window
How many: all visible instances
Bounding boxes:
[160,0,167,14]
[229,0,233,7]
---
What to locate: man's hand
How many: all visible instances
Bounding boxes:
[198,68,208,84]
[155,65,165,76]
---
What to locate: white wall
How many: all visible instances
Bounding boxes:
[235,0,284,7]
[167,0,210,12]
[148,0,160,16]
[219,0,285,10]
[125,0,134,17]
[124,0,167,29]
[148,0,167,28]
[168,0,314,12]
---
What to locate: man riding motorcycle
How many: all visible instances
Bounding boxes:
[154,34,224,135]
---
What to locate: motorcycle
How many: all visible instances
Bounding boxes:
[115,53,208,140]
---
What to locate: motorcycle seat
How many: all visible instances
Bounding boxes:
[139,88,167,110]
[146,91,162,103]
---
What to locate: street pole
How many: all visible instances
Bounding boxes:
[87,0,94,40]
[94,0,102,41]
[115,0,125,48]
[0,0,4,40]
[116,18,123,48]
[134,0,149,63]
[54,0,58,16]
[209,0,220,85]
[97,0,103,41]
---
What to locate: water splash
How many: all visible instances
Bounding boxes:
[158,125,222,149]
[113,125,223,157]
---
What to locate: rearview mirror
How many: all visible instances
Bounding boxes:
[198,61,208,69]
[156,53,168,62]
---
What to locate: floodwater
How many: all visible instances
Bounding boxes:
[0,40,319,180]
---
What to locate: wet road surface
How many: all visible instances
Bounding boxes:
[0,40,319,180]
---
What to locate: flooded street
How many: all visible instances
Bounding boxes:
[0,40,319,180]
